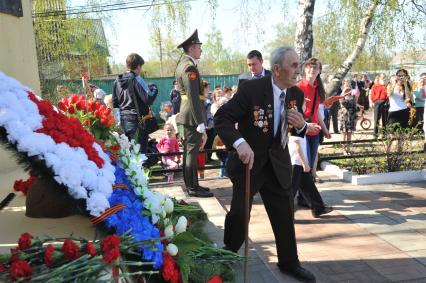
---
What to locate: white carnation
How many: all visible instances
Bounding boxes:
[164,198,174,214]
[164,225,174,238]
[166,243,178,256]
[175,216,188,234]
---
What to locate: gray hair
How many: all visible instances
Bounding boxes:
[270,46,295,69]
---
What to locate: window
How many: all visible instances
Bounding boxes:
[0,0,23,17]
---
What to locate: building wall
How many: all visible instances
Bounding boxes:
[0,0,41,94]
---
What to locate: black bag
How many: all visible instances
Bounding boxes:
[139,108,159,134]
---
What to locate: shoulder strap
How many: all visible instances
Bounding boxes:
[310,87,318,118]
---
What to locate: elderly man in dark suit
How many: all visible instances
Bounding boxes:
[238,50,272,87]
[214,46,316,283]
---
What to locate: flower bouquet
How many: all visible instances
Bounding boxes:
[0,232,158,282]
[58,94,115,141]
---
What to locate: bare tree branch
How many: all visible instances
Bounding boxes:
[411,0,426,16]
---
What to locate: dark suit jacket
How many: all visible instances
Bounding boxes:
[214,75,306,190]
[351,80,364,93]
[238,69,272,87]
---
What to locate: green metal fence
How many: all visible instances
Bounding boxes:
[43,74,239,119]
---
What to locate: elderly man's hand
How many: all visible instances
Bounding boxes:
[236,142,254,170]
[287,108,305,129]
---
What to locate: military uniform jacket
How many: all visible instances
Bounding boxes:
[214,75,306,190]
[175,55,207,126]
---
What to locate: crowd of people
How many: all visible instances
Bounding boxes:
[102,28,425,283]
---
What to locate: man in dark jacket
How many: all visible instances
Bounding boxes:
[215,46,315,283]
[112,53,157,153]
[238,50,272,87]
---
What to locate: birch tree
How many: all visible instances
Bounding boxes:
[324,0,379,96]
[294,0,316,65]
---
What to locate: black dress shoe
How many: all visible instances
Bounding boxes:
[312,206,333,218]
[187,187,213,198]
[197,185,210,192]
[277,263,316,283]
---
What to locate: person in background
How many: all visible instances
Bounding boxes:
[94,88,106,105]
[238,50,272,86]
[157,123,181,182]
[412,73,426,129]
[288,117,333,218]
[223,86,233,99]
[202,80,215,162]
[170,80,181,115]
[104,94,120,124]
[297,57,331,186]
[360,73,370,110]
[212,134,228,178]
[351,72,364,108]
[326,76,341,134]
[386,69,412,129]
[211,88,229,117]
[112,53,158,153]
[338,79,360,151]
[370,74,388,136]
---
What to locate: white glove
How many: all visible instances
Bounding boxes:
[196,123,206,133]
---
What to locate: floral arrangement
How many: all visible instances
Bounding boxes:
[0,233,157,282]
[58,94,115,140]
[0,73,115,217]
[0,72,241,283]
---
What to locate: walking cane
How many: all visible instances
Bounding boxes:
[243,163,250,283]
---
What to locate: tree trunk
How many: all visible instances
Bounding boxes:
[294,0,316,65]
[325,1,379,96]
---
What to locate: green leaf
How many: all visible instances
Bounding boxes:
[176,255,191,283]
[172,232,203,256]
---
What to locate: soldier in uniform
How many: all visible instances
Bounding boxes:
[175,29,213,198]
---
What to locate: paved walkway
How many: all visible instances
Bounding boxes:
[2,138,426,282]
[159,169,426,283]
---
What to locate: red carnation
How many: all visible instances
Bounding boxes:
[70,94,79,104]
[68,105,75,114]
[57,97,69,112]
[10,260,32,282]
[0,264,5,273]
[44,244,55,267]
[101,235,120,251]
[10,247,20,262]
[76,99,86,111]
[109,144,120,151]
[13,176,36,196]
[61,239,81,260]
[207,275,223,283]
[28,92,105,168]
[18,233,33,250]
[162,253,181,283]
[102,247,120,263]
[85,241,97,257]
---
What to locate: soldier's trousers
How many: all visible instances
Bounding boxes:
[182,125,202,189]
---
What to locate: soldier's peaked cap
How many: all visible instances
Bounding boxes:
[177,29,202,49]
